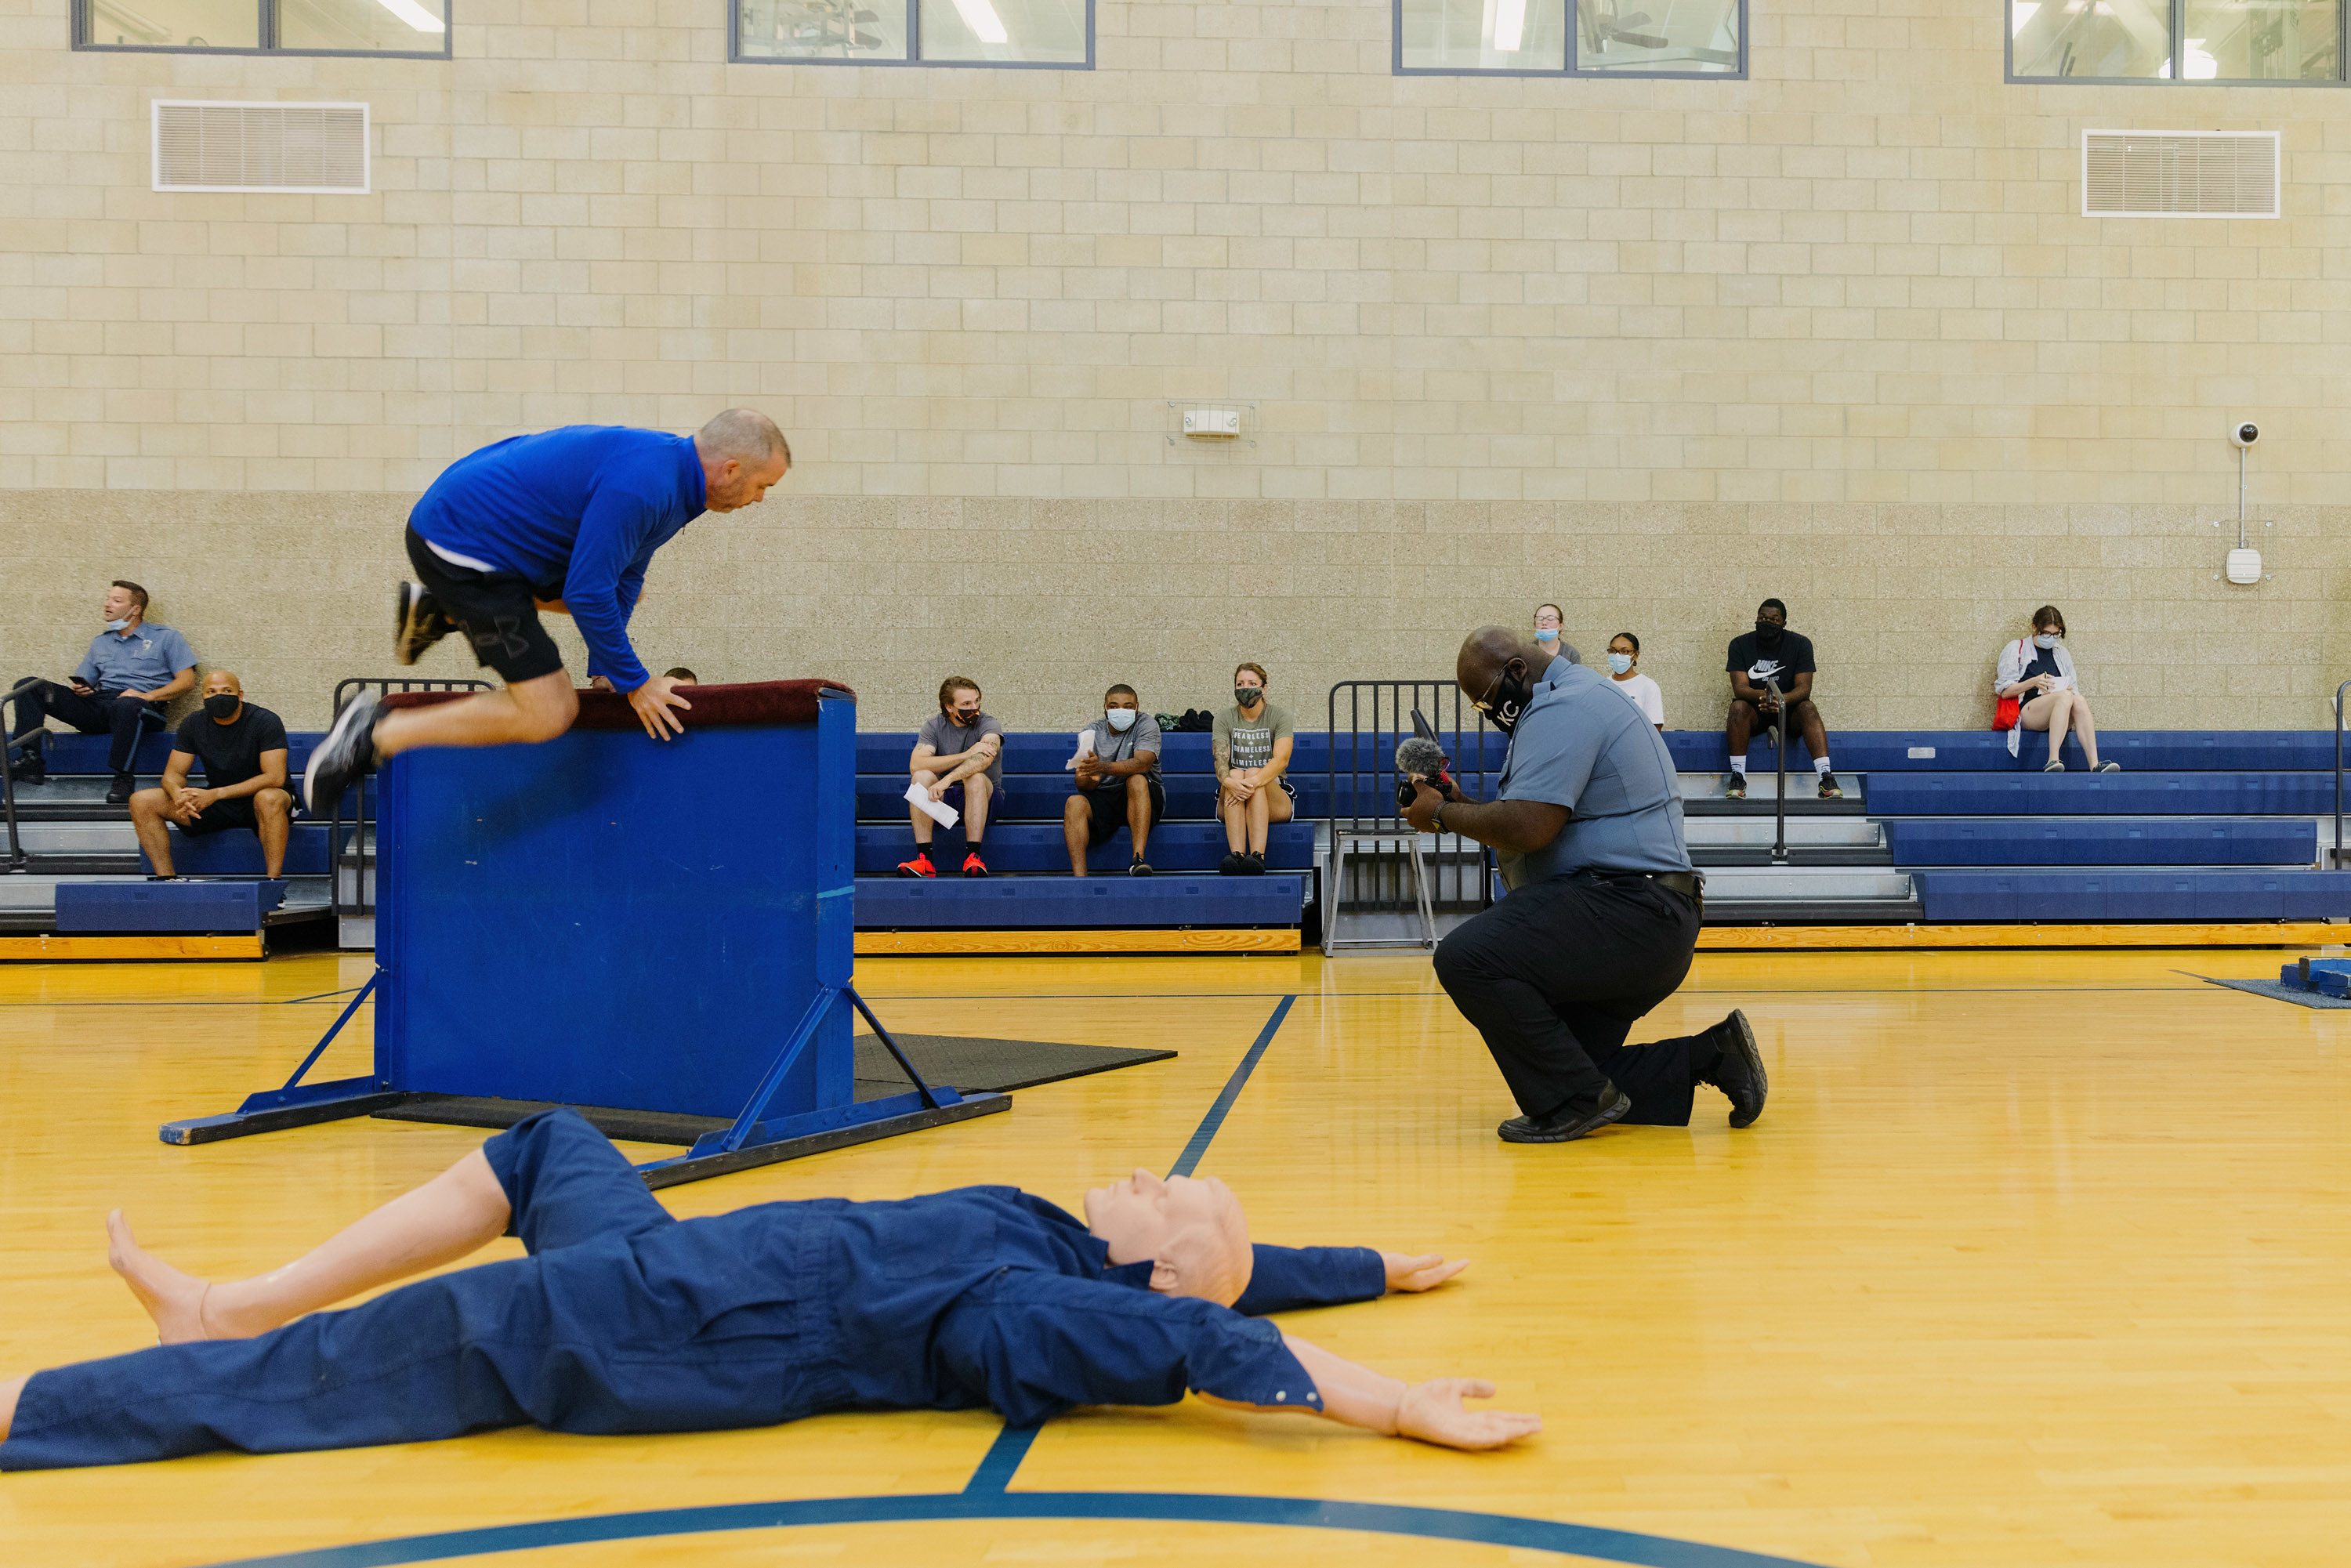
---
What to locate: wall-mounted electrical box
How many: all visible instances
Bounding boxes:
[1181,408,1242,438]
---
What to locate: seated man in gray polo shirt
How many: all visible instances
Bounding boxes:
[1063,683,1163,877]
[8,581,197,804]
[1402,626,1769,1145]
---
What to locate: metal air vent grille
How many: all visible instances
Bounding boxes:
[2082,130,2278,219]
[152,101,371,194]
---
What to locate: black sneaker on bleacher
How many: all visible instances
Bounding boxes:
[1128,857,1153,876]
[107,771,136,805]
[395,581,455,666]
[1218,851,1246,875]
[1243,851,1266,875]
[1722,771,1747,799]
[1816,772,1843,799]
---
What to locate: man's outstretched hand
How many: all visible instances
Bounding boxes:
[1394,1379,1541,1450]
[1382,1251,1469,1293]
[628,675,693,741]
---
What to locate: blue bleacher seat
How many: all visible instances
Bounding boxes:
[141,821,339,876]
[1867,773,2340,817]
[857,822,1311,875]
[1914,871,2351,923]
[853,874,1303,929]
[1883,818,2314,867]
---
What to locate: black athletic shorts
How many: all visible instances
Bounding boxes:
[405,526,567,685]
[1733,693,1812,726]
[176,795,261,836]
[1076,777,1165,846]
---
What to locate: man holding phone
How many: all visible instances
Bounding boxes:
[6,581,197,803]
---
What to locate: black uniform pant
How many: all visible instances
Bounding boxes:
[9,681,165,773]
[1433,871,1708,1124]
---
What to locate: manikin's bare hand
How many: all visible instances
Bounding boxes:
[1394,1379,1541,1451]
[628,675,692,741]
[1381,1251,1469,1293]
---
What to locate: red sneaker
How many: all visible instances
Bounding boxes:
[962,851,989,878]
[897,852,936,878]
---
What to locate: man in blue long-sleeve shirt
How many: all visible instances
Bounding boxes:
[0,1110,1537,1468]
[302,411,791,813]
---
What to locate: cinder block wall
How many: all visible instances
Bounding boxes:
[4,0,2347,731]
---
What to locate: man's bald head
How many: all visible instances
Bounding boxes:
[1457,625,1537,702]
[202,670,243,697]
[694,409,792,512]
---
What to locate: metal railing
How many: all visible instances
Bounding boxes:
[1324,679,1502,952]
[1,679,39,873]
[327,676,491,923]
[1764,675,1789,864]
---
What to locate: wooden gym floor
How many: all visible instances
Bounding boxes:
[2,945,2348,1568]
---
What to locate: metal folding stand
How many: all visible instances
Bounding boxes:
[161,969,1005,1189]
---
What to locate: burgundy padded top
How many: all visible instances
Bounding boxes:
[380,678,854,730]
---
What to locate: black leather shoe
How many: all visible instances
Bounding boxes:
[1701,1009,1768,1128]
[1498,1081,1632,1143]
[107,771,136,805]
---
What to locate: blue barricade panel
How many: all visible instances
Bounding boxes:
[379,683,855,1119]
[54,879,284,933]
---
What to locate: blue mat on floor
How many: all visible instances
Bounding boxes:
[2192,975,2351,1010]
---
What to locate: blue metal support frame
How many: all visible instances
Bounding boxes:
[161,972,400,1144]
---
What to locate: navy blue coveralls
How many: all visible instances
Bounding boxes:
[0,1111,1388,1471]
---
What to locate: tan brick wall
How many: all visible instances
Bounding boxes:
[4,0,2349,732]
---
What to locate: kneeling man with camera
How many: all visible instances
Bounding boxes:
[1402,626,1768,1143]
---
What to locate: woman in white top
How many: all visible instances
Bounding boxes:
[1606,632,1664,730]
[1994,605,2119,772]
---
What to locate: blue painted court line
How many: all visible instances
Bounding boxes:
[962,1424,1041,1493]
[194,1490,1832,1568]
[1170,992,1295,1179]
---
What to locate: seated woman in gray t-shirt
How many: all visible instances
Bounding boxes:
[1212,662,1295,875]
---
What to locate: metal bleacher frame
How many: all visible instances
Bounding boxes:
[1324,679,1501,954]
[328,676,492,943]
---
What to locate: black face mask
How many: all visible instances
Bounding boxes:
[1235,687,1261,708]
[1480,663,1537,736]
[204,693,241,720]
[1754,620,1785,647]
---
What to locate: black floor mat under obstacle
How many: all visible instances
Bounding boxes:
[374,1033,1176,1146]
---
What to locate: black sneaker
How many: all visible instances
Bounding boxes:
[2094,760,2121,773]
[1498,1081,1632,1143]
[303,689,383,814]
[107,771,136,805]
[1699,1009,1768,1128]
[1128,857,1154,876]
[3,748,42,788]
[1218,851,1247,875]
[1816,772,1843,799]
[394,581,454,666]
[2043,760,2065,773]
[1243,850,1266,875]
[1722,770,1748,800]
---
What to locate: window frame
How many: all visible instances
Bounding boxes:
[729,0,1095,68]
[72,0,453,56]
[2005,0,2348,85]
[1390,0,1748,79]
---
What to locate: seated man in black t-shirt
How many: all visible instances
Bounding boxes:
[128,671,294,878]
[1722,598,1840,800]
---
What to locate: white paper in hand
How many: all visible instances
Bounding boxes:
[904,781,960,827]
[1067,729,1096,770]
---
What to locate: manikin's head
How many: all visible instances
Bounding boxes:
[1083,1169,1254,1307]
[693,409,792,512]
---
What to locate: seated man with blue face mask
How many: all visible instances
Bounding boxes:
[1531,603,1582,668]
[1065,683,1163,875]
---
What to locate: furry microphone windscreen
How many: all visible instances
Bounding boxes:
[1395,735,1447,777]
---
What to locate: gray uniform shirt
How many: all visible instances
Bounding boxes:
[1492,659,1692,891]
[916,710,1005,786]
[1075,712,1163,784]
[74,623,197,693]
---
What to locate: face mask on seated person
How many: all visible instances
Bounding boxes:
[1235,687,1261,708]
[1755,620,1785,648]
[1105,708,1137,733]
[2034,632,2059,649]
[1534,627,1559,643]
[1607,652,1634,675]
[203,693,240,720]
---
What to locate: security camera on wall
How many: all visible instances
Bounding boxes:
[2221,419,2265,585]
[2231,422,2259,449]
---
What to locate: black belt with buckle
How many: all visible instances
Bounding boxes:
[1592,868,1704,906]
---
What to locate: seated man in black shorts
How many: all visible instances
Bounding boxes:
[127,670,293,880]
[1723,598,1840,800]
[1064,683,1164,876]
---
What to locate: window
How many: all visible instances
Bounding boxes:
[2011,0,2345,81]
[76,0,448,54]
[734,0,1090,65]
[1396,0,1743,74]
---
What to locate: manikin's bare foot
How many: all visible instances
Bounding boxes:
[107,1209,212,1344]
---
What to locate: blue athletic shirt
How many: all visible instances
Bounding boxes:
[408,425,707,692]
